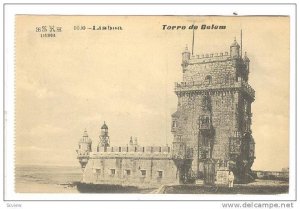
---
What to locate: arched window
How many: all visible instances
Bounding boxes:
[205,75,212,85]
[205,117,209,123]
[172,120,177,128]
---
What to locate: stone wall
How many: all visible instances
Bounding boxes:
[183,59,237,84]
[82,152,178,188]
[173,91,239,172]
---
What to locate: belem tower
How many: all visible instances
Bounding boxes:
[76,37,256,187]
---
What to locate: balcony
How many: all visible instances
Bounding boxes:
[199,115,212,131]
[174,81,236,92]
[174,80,255,100]
[198,146,208,160]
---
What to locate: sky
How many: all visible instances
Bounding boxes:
[15,16,290,171]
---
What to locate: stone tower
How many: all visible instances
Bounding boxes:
[76,129,92,170]
[97,121,110,152]
[171,38,255,183]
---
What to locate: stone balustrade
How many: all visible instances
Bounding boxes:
[174,79,255,99]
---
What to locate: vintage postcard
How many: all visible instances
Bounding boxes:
[13,15,291,195]
[2,3,297,207]
[3,4,298,208]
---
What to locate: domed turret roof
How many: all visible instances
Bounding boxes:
[79,129,92,144]
[83,129,88,137]
[183,45,190,53]
[230,37,240,47]
[243,52,250,62]
[101,121,108,129]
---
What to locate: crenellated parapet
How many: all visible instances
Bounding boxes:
[89,151,172,160]
[90,145,173,160]
[188,52,231,64]
[96,145,171,154]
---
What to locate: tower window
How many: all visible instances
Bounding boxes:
[205,75,212,85]
[140,170,146,177]
[110,169,115,176]
[205,117,210,123]
[157,171,163,178]
[125,169,131,176]
[172,120,177,128]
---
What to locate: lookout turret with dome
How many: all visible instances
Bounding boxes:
[97,121,110,151]
[230,37,240,59]
[76,129,92,170]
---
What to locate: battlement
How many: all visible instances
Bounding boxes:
[89,152,172,159]
[96,145,171,153]
[188,52,231,64]
[90,146,172,159]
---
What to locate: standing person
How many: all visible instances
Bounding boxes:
[228,171,235,188]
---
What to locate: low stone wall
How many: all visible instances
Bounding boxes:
[82,153,179,188]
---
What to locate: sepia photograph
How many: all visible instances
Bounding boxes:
[13,15,290,195]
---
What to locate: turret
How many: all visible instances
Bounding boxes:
[76,129,92,170]
[181,45,190,71]
[171,110,180,134]
[98,121,110,151]
[133,137,138,146]
[243,52,250,69]
[129,136,138,146]
[129,136,133,146]
[230,37,240,59]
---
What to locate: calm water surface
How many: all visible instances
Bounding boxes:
[15,165,82,193]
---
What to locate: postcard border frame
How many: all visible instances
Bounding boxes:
[2,2,297,202]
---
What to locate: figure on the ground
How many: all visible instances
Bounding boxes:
[228,171,235,188]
